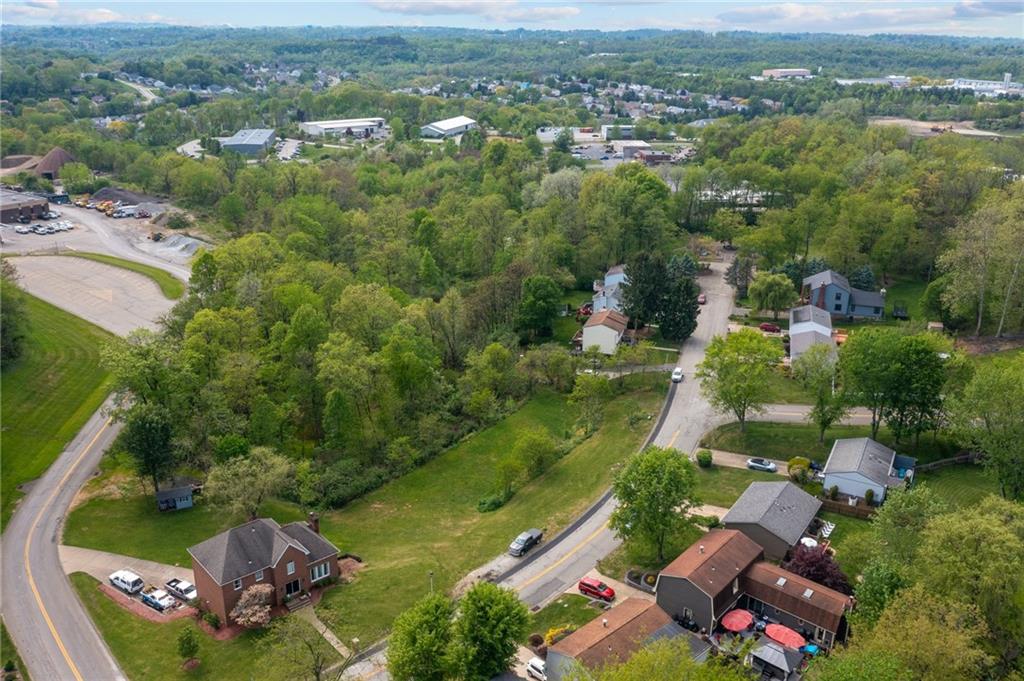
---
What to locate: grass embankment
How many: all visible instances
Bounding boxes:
[598,523,705,581]
[702,422,960,466]
[524,594,603,643]
[0,294,114,529]
[61,252,186,299]
[1,619,32,681]
[65,376,667,642]
[70,572,323,681]
[693,465,781,508]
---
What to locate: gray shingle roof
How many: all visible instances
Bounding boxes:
[722,482,821,547]
[789,304,832,331]
[823,438,901,487]
[279,522,339,564]
[188,518,338,585]
[752,640,804,673]
[850,288,885,309]
[802,269,849,292]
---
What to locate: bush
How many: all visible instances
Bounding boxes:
[166,212,192,229]
[789,466,809,484]
[545,625,573,645]
[788,456,811,470]
[477,494,507,513]
[696,449,713,468]
[3,661,14,673]
[864,488,875,505]
[202,612,221,629]
[528,633,544,648]
[829,485,839,500]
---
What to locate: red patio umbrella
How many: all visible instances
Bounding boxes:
[720,609,753,632]
[766,623,806,649]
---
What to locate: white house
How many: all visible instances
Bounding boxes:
[593,265,628,313]
[788,305,834,361]
[822,438,916,503]
[581,309,629,355]
[420,115,478,138]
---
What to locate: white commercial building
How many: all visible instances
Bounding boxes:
[762,68,812,79]
[420,115,478,138]
[612,140,651,160]
[299,117,388,138]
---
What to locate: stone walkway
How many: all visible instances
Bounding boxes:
[295,606,352,658]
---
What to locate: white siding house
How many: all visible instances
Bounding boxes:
[788,305,833,361]
[822,438,916,503]
[581,309,629,355]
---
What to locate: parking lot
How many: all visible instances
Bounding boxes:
[276,137,303,160]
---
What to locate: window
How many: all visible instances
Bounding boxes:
[834,292,842,301]
[310,562,330,582]
[255,569,264,582]
[803,588,814,599]
[233,578,242,591]
[833,303,842,312]
[874,307,881,314]
[775,577,787,587]
[286,561,295,576]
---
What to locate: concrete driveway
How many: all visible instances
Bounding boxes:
[6,255,175,336]
[58,545,192,587]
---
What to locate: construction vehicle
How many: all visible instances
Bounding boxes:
[73,195,90,208]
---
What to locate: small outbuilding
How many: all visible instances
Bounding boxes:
[156,486,194,512]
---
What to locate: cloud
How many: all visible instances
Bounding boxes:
[369,0,579,23]
[3,0,179,24]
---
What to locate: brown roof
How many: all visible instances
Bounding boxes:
[741,562,851,633]
[35,147,75,177]
[658,529,763,599]
[551,598,674,669]
[585,309,629,333]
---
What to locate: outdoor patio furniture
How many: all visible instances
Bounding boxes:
[766,624,806,649]
[820,521,836,539]
[721,609,754,632]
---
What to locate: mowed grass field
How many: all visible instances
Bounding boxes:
[70,572,318,681]
[1,294,114,529]
[61,252,186,299]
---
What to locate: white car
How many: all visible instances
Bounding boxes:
[671,367,684,383]
[526,657,546,680]
[15,225,30,234]
[109,569,144,594]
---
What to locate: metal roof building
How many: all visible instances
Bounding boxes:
[221,128,276,156]
[420,115,477,138]
[299,118,387,138]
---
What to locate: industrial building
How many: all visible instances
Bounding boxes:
[221,128,276,156]
[0,187,49,223]
[299,117,388,139]
[420,115,477,138]
[612,140,651,160]
[762,68,811,79]
[601,124,635,140]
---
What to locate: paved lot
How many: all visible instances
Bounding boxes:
[7,255,175,336]
[277,137,303,160]
[59,545,192,589]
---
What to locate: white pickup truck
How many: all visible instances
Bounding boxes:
[164,578,197,602]
[109,570,144,595]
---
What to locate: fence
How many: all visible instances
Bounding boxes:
[915,452,981,473]
[818,497,875,519]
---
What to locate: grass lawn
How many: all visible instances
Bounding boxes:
[761,367,813,404]
[61,252,186,299]
[693,465,781,508]
[597,523,705,580]
[69,572,321,681]
[882,278,927,322]
[552,290,592,346]
[524,594,603,642]
[819,512,873,580]
[1,294,114,529]
[1,619,32,681]
[917,464,1000,508]
[702,422,961,466]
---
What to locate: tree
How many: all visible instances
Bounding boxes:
[658,274,700,342]
[610,446,699,562]
[868,484,949,564]
[263,609,357,681]
[59,161,94,193]
[781,545,852,594]
[747,272,798,320]
[567,373,612,435]
[517,275,561,339]
[709,208,746,245]
[852,559,908,627]
[838,327,899,439]
[792,343,847,442]
[878,334,947,443]
[725,256,754,298]
[806,649,913,681]
[0,261,27,363]
[205,447,292,520]
[564,637,750,681]
[449,582,528,680]
[122,403,175,492]
[387,593,456,681]
[621,253,665,328]
[512,428,560,479]
[229,583,274,628]
[948,353,1024,500]
[696,329,782,431]
[176,627,200,668]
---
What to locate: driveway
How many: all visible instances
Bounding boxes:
[58,545,192,587]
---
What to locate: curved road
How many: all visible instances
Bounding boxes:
[2,237,189,680]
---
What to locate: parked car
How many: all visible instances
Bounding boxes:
[578,576,615,601]
[109,569,144,594]
[15,225,30,234]
[759,323,781,333]
[164,578,197,602]
[526,657,546,680]
[746,457,778,473]
[31,225,47,235]
[508,528,543,557]
[141,586,176,612]
[671,367,685,383]
[698,293,707,305]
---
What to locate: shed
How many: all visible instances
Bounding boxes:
[156,485,194,512]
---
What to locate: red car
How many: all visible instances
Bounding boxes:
[578,577,615,601]
[759,322,781,333]
[697,293,707,305]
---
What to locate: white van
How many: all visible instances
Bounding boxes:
[109,569,144,594]
[526,657,546,680]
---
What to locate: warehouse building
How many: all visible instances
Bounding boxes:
[420,115,477,138]
[762,68,812,79]
[221,128,276,156]
[0,187,49,222]
[299,117,388,139]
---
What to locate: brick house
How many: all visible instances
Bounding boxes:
[187,515,340,623]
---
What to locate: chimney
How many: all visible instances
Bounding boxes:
[699,545,705,554]
[816,283,827,310]
[307,512,320,534]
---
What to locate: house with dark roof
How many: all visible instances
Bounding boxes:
[655,530,853,650]
[822,437,916,503]
[545,598,709,680]
[802,269,884,319]
[722,482,822,561]
[187,515,339,623]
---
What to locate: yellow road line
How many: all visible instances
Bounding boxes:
[666,428,681,450]
[23,416,112,681]
[517,521,610,591]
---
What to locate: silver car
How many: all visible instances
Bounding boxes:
[746,457,778,473]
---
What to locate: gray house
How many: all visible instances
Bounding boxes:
[788,305,834,362]
[722,482,822,561]
[802,270,884,319]
[822,438,916,503]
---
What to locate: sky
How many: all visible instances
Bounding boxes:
[2,0,1023,37]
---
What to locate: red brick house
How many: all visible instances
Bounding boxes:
[187,515,340,623]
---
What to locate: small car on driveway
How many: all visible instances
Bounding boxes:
[578,576,615,601]
[746,457,778,473]
[509,528,543,557]
[526,657,547,680]
[759,322,781,333]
